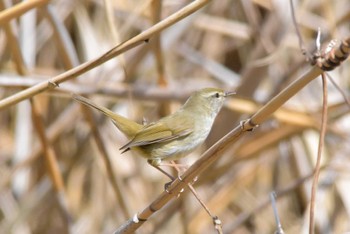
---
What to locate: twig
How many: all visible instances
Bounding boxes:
[326,73,350,109]
[170,161,222,233]
[150,160,222,233]
[270,192,284,234]
[29,110,56,177]
[289,0,311,61]
[0,0,49,24]
[225,165,328,232]
[0,0,27,74]
[0,0,213,110]
[308,73,328,234]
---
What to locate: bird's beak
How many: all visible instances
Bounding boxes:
[224,91,236,97]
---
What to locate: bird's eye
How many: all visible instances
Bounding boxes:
[214,92,220,98]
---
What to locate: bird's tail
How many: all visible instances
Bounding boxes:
[72,94,143,138]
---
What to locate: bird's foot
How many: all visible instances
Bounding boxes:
[164,175,185,197]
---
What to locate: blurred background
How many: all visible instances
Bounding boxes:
[1,0,350,233]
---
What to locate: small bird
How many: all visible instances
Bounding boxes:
[73,88,234,176]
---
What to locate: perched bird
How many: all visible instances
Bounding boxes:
[73,88,234,176]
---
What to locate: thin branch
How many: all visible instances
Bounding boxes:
[0,0,213,110]
[0,0,49,24]
[0,0,27,74]
[188,185,223,234]
[270,192,284,234]
[289,0,311,60]
[309,73,328,234]
[30,100,64,191]
[225,165,328,232]
[326,73,350,108]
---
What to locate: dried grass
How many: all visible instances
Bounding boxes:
[1,0,350,233]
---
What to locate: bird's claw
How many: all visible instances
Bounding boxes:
[164,181,173,192]
[164,175,185,197]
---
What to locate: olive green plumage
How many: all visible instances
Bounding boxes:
[73,88,234,165]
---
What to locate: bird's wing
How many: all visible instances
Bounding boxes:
[119,120,193,151]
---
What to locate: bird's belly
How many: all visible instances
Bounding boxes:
[136,132,208,161]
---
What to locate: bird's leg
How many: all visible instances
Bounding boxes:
[147,159,175,180]
[169,161,197,184]
[147,159,178,191]
[160,162,188,170]
[147,159,188,180]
